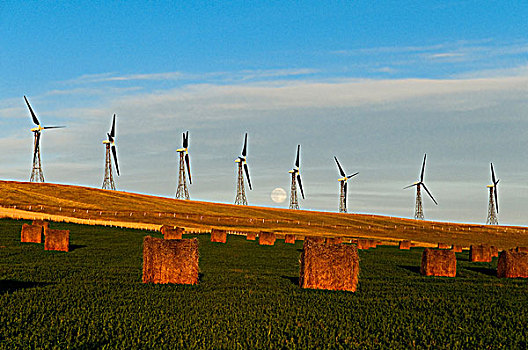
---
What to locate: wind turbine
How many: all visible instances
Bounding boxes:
[289,145,305,209]
[234,133,252,205]
[175,131,192,199]
[334,156,358,213]
[102,114,120,190]
[486,163,499,225]
[404,154,437,220]
[24,96,65,183]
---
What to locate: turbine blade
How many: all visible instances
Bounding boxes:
[43,126,66,129]
[347,172,359,179]
[185,153,192,184]
[297,174,305,199]
[334,156,346,177]
[24,96,40,126]
[422,183,437,205]
[111,145,120,176]
[420,153,426,182]
[403,183,417,189]
[494,186,499,213]
[244,163,252,190]
[491,163,496,184]
[242,133,247,157]
[344,181,348,210]
[295,144,300,168]
[183,131,188,149]
[110,114,116,137]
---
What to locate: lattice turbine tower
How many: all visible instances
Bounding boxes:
[24,96,65,183]
[102,114,120,190]
[404,154,437,220]
[486,163,499,225]
[175,131,192,200]
[289,145,304,210]
[234,133,252,205]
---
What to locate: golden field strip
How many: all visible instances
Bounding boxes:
[1,180,527,249]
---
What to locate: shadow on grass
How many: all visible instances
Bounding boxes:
[399,265,421,275]
[464,266,496,277]
[281,275,299,286]
[69,244,87,251]
[0,280,53,295]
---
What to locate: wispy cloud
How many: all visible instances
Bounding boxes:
[61,68,320,86]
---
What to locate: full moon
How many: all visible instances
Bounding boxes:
[270,187,287,203]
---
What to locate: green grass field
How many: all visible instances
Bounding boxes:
[1,218,527,349]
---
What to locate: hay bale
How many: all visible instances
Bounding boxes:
[451,245,463,253]
[304,236,325,245]
[284,234,296,244]
[437,243,450,249]
[32,220,49,230]
[420,248,456,277]
[259,231,276,246]
[491,246,499,258]
[21,224,43,243]
[162,226,184,240]
[246,232,257,241]
[497,250,528,278]
[326,237,342,245]
[142,236,199,284]
[357,239,370,250]
[470,245,492,262]
[399,240,411,250]
[516,247,528,253]
[210,228,227,243]
[299,239,359,292]
[44,228,69,252]
[368,239,377,248]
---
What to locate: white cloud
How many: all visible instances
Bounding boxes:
[2,67,528,225]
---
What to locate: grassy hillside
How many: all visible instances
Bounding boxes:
[1,218,527,348]
[1,181,528,249]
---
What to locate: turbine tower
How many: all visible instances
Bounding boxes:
[289,145,305,209]
[234,133,252,205]
[404,154,437,220]
[175,131,192,199]
[24,96,65,183]
[102,114,120,190]
[486,163,499,225]
[334,156,358,213]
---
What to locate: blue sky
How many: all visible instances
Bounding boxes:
[1,1,528,225]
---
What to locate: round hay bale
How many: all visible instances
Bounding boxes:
[304,236,325,245]
[44,228,69,252]
[162,226,184,240]
[451,245,463,253]
[246,232,257,241]
[497,250,528,278]
[21,224,43,244]
[210,228,227,243]
[420,248,456,277]
[399,240,411,250]
[470,245,493,262]
[32,220,49,229]
[259,231,276,246]
[142,236,199,284]
[299,239,359,292]
[357,239,370,250]
[326,237,342,245]
[284,234,296,244]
